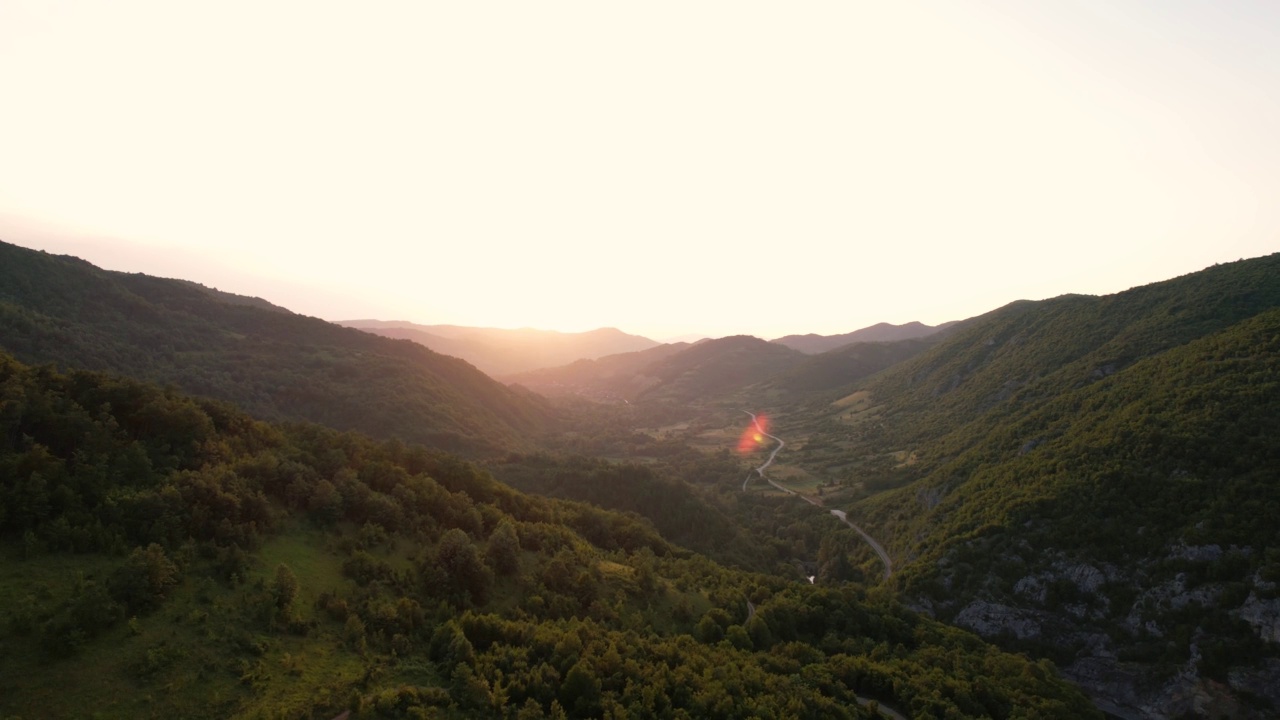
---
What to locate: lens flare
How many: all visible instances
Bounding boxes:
[737,413,770,453]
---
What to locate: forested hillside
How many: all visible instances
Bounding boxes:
[0,242,549,456]
[773,321,955,355]
[764,338,940,395]
[506,335,807,406]
[634,336,806,404]
[0,353,1099,719]
[769,255,1280,716]
[862,307,1280,716]
[502,342,691,402]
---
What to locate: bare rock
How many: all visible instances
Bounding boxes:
[1066,563,1108,594]
[1228,658,1280,709]
[953,600,1043,640]
[1169,542,1223,563]
[1014,574,1047,604]
[1234,592,1280,644]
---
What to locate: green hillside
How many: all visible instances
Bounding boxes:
[761,255,1280,716]
[635,335,807,404]
[503,342,692,402]
[491,452,784,575]
[772,321,955,355]
[861,254,1280,449]
[0,353,1098,719]
[765,338,940,395]
[0,241,549,456]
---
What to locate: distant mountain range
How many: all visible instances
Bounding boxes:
[506,335,804,404]
[772,320,958,354]
[0,241,549,455]
[507,331,946,405]
[629,335,807,404]
[338,319,660,377]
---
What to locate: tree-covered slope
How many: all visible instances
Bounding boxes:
[503,342,692,402]
[773,321,955,355]
[781,255,1280,717]
[635,335,807,404]
[764,338,940,395]
[0,241,549,456]
[0,353,1098,719]
[858,254,1280,449]
[490,452,781,575]
[865,307,1280,716]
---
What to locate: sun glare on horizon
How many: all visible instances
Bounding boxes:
[0,2,1276,338]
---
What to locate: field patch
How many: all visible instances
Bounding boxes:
[832,390,872,408]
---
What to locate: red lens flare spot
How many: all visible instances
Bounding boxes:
[737,413,770,453]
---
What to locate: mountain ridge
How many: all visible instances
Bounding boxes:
[339,319,660,377]
[0,240,549,456]
[773,321,958,354]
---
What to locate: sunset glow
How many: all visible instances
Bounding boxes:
[1,2,1276,339]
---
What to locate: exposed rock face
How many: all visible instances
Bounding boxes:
[927,542,1279,719]
[1169,543,1225,563]
[1061,657,1155,720]
[953,600,1045,641]
[1228,658,1280,709]
[1235,592,1280,644]
[1014,574,1047,604]
[915,485,944,511]
[1061,643,1270,719]
[1065,563,1108,594]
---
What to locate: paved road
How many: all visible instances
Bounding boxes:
[740,410,892,580]
[855,696,909,720]
[737,411,904,719]
[741,411,787,490]
[830,509,892,580]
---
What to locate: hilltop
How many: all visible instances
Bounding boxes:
[773,321,958,355]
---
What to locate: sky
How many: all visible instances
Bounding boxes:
[1,1,1278,341]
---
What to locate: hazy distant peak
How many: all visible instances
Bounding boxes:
[660,333,708,344]
[772,321,953,354]
[335,320,660,376]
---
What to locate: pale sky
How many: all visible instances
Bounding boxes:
[2,1,1277,341]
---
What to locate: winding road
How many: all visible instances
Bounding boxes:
[830,509,892,580]
[741,411,788,491]
[737,412,905,720]
[740,411,892,579]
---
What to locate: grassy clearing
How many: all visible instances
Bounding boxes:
[766,467,828,495]
[0,526,387,720]
[0,549,251,719]
[891,450,919,468]
[832,390,872,409]
[256,526,353,609]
